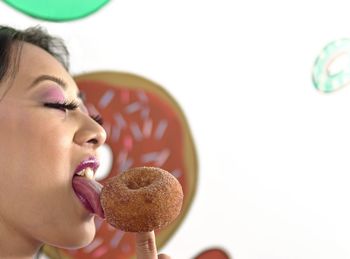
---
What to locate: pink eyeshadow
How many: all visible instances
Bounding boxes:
[40,87,65,103]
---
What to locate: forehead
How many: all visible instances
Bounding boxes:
[3,42,78,96]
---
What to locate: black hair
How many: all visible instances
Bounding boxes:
[0,25,69,83]
[0,26,69,258]
[0,26,69,257]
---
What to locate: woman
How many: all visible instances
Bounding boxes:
[0,25,170,259]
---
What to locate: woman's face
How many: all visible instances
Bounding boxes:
[0,43,106,249]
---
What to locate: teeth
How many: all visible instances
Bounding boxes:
[76,168,94,180]
[76,169,85,176]
[85,168,94,180]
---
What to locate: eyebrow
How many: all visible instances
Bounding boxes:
[29,74,67,90]
[28,74,85,101]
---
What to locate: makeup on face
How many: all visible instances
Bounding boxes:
[39,85,66,103]
[37,84,103,125]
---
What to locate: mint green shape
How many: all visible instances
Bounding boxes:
[312,38,350,93]
[4,0,109,21]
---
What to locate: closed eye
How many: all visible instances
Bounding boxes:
[45,101,103,125]
[44,101,79,112]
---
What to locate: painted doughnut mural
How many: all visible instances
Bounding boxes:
[313,38,350,93]
[4,2,232,257]
[3,0,109,21]
[43,71,198,258]
[194,248,231,259]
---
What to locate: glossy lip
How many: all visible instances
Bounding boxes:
[74,156,100,176]
[72,156,104,218]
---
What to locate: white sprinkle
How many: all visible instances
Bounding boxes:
[137,91,148,103]
[114,113,126,128]
[141,108,150,119]
[171,169,182,178]
[154,120,168,140]
[108,223,116,231]
[142,149,170,166]
[130,122,143,141]
[119,158,133,172]
[110,230,125,248]
[83,238,103,253]
[118,150,128,164]
[156,149,170,167]
[94,217,104,230]
[142,119,153,138]
[112,126,121,142]
[141,152,159,163]
[99,90,115,109]
[125,102,142,114]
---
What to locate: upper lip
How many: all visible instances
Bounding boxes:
[74,156,100,176]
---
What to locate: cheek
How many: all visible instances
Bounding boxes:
[0,109,72,182]
[0,110,70,213]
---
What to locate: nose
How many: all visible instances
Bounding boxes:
[73,113,107,149]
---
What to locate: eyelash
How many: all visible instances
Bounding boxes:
[44,101,104,126]
[44,101,79,111]
[90,114,104,126]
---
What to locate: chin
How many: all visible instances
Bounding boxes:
[54,216,97,249]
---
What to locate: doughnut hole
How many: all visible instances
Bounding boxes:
[126,178,153,190]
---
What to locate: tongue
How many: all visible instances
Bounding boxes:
[72,176,105,219]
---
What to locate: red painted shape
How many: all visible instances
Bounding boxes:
[195,248,231,259]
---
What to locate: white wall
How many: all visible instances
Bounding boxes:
[3,1,350,258]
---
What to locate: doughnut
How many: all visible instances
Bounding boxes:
[100,166,183,232]
[47,71,198,258]
[313,38,350,93]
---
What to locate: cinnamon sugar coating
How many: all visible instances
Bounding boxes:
[100,167,183,232]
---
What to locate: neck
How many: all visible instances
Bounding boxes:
[0,215,41,259]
